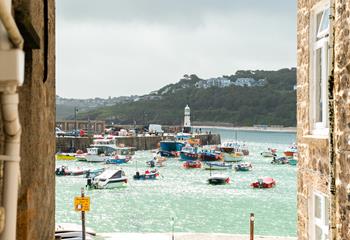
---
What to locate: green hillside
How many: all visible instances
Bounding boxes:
[74,68,296,127]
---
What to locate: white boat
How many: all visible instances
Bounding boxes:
[87,169,127,189]
[208,174,230,185]
[55,223,96,240]
[204,162,233,170]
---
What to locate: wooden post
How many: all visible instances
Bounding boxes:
[250,213,254,240]
[81,188,86,240]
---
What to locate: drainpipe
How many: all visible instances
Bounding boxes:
[0,1,24,240]
[327,0,336,239]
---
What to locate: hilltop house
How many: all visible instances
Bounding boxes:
[297,0,350,239]
[195,77,231,88]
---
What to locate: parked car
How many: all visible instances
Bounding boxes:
[55,127,66,137]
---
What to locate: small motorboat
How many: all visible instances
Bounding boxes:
[55,153,76,161]
[105,155,131,164]
[261,148,277,157]
[55,166,89,176]
[208,174,230,185]
[204,162,232,170]
[85,168,105,178]
[234,162,252,171]
[86,169,127,189]
[288,153,298,166]
[158,150,179,157]
[183,160,202,169]
[271,156,289,164]
[284,144,297,157]
[251,177,276,188]
[223,152,244,162]
[133,169,159,180]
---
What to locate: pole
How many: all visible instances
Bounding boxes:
[171,217,174,240]
[81,188,86,240]
[74,107,78,152]
[250,213,254,240]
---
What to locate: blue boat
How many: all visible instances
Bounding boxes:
[105,155,130,164]
[179,146,200,161]
[160,140,185,152]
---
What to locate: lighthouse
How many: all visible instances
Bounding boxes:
[183,105,192,133]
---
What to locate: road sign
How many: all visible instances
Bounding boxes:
[74,196,90,212]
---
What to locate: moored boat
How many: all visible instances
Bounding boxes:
[284,144,297,157]
[261,148,277,157]
[159,140,185,157]
[200,150,222,161]
[223,152,244,162]
[133,169,159,180]
[55,166,89,176]
[179,146,200,161]
[183,160,202,169]
[234,162,252,171]
[271,156,289,164]
[204,162,232,170]
[55,223,96,240]
[208,174,230,185]
[105,155,131,164]
[55,153,76,161]
[251,177,276,188]
[86,169,127,189]
[85,168,105,178]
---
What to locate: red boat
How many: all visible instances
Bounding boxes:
[251,177,276,188]
[183,160,202,169]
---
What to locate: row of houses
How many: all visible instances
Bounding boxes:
[194,77,266,88]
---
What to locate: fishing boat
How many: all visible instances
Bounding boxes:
[200,150,222,161]
[223,152,244,162]
[251,177,276,188]
[55,166,89,176]
[284,144,297,157]
[105,155,131,164]
[179,146,200,161]
[271,156,289,164]
[86,169,127,189]
[208,174,230,185]
[159,140,185,156]
[133,169,159,180]
[85,168,105,178]
[183,160,202,169]
[234,162,252,171]
[55,153,76,161]
[204,162,232,170]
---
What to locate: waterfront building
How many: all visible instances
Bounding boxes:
[297,0,350,239]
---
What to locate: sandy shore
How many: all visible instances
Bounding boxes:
[192,125,296,133]
[97,232,297,240]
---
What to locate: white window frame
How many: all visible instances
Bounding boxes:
[309,1,330,136]
[309,191,329,240]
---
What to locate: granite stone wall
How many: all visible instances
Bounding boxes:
[333,0,350,237]
[297,0,330,239]
[298,0,350,239]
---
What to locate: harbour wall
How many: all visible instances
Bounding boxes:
[56,134,221,152]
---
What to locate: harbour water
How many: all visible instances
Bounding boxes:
[55,128,296,237]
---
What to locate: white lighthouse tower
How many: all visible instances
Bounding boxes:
[183,105,192,133]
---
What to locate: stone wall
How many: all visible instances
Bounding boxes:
[12,0,56,239]
[297,0,350,239]
[333,0,350,237]
[297,0,330,239]
[56,134,221,152]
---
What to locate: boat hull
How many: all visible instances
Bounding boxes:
[183,160,202,169]
[208,176,230,185]
[180,152,199,161]
[205,163,232,170]
[55,154,76,161]
[223,153,243,162]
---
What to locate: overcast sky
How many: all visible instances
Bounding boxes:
[56,0,296,99]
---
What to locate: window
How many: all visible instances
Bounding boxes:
[310,2,330,136]
[310,191,329,240]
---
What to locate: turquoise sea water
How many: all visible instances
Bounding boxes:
[55,128,296,236]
